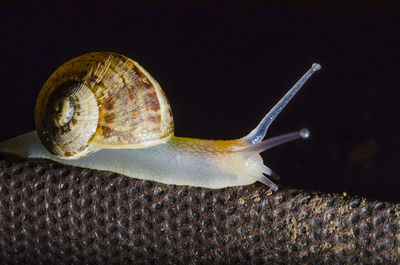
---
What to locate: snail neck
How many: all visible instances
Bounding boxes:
[167,135,247,153]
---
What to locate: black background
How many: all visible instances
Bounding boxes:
[0,6,399,202]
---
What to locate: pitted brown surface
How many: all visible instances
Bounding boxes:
[0,153,399,264]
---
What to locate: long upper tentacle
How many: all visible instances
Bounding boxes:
[244,63,320,144]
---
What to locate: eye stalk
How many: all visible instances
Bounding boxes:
[245,63,321,144]
[236,63,321,191]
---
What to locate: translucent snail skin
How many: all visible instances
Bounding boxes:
[0,52,321,191]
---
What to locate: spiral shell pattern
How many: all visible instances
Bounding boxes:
[35,52,174,159]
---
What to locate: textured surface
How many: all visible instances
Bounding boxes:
[35,52,174,159]
[0,153,399,265]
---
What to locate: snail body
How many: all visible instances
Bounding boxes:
[0,52,321,191]
[3,132,263,188]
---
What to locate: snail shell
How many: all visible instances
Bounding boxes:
[35,52,174,159]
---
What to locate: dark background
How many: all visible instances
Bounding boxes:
[0,6,399,202]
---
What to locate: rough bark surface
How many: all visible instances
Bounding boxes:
[0,153,399,264]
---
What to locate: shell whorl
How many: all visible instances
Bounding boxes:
[37,82,99,158]
[35,52,174,159]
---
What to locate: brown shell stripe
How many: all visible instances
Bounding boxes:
[35,52,174,158]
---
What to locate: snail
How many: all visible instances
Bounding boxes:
[0,52,320,191]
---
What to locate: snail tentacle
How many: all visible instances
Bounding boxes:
[238,129,310,159]
[245,63,320,145]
